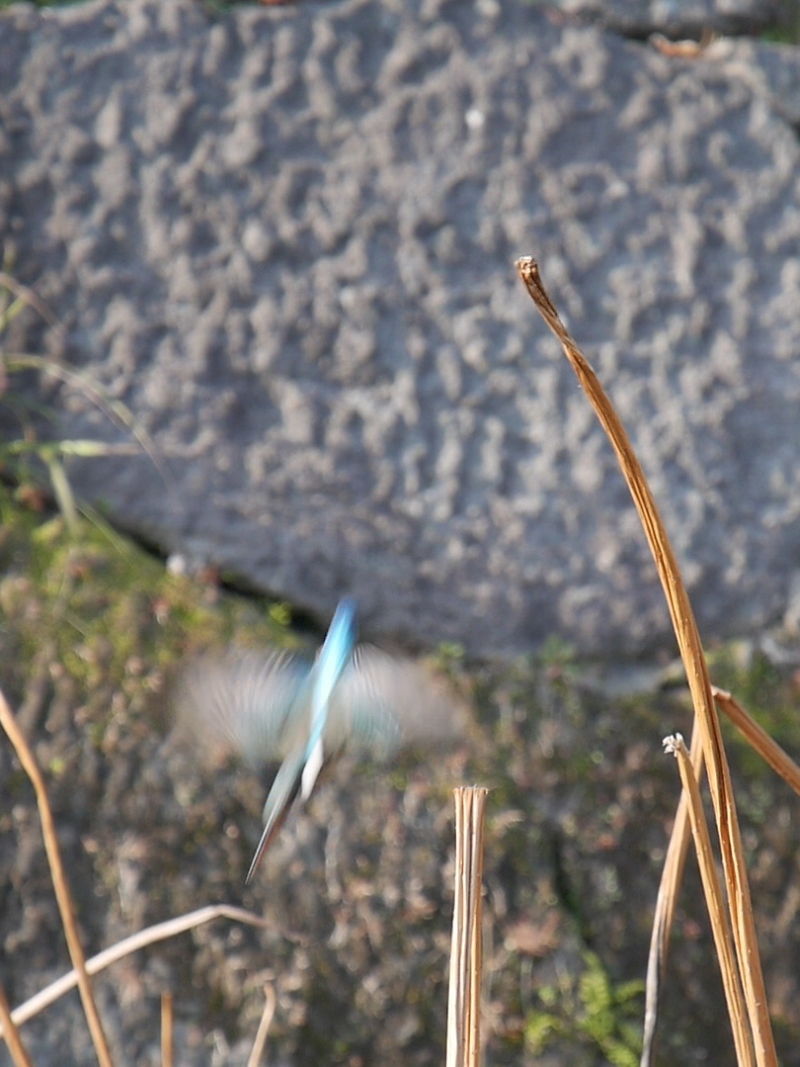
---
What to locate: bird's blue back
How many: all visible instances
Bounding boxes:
[306,597,358,756]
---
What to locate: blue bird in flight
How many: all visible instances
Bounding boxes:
[177,599,461,883]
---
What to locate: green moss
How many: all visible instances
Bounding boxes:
[0,482,293,744]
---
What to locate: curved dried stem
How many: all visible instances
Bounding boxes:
[516,256,777,1067]
[8,904,270,1029]
[247,984,277,1067]
[0,685,113,1067]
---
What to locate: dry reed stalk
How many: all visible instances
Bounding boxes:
[663,735,755,1067]
[516,256,777,1067]
[642,728,704,1065]
[713,687,800,796]
[446,786,488,1067]
[247,984,277,1067]
[0,982,33,1067]
[7,904,268,1029]
[642,650,800,1061]
[0,685,114,1067]
[161,993,173,1067]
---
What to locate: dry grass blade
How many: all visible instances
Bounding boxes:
[44,452,79,531]
[446,786,488,1067]
[161,993,173,1067]
[5,354,168,489]
[247,984,277,1067]
[663,735,755,1067]
[0,685,114,1067]
[0,271,63,334]
[8,905,269,1029]
[0,982,33,1067]
[713,687,800,797]
[516,256,777,1067]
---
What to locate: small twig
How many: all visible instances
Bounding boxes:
[247,984,277,1067]
[0,685,114,1067]
[446,786,488,1067]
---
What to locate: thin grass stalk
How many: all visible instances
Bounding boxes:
[6,904,269,1030]
[0,982,33,1067]
[4,354,166,485]
[44,454,79,533]
[641,729,704,1066]
[0,686,114,1067]
[516,256,777,1067]
[0,271,62,332]
[713,687,800,796]
[446,786,488,1067]
[663,735,755,1067]
[247,984,277,1067]
[161,993,173,1067]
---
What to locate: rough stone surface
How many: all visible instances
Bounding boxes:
[2,0,800,659]
[552,0,779,38]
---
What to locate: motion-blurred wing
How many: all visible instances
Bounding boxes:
[175,649,311,770]
[326,647,464,756]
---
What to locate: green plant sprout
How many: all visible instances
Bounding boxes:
[525,950,644,1067]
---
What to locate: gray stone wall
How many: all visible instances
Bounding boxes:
[2,0,800,658]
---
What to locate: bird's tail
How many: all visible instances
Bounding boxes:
[245,748,305,883]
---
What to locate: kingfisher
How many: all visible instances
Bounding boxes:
[177,599,461,883]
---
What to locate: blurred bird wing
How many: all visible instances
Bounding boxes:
[245,746,306,883]
[326,646,463,756]
[175,649,312,769]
